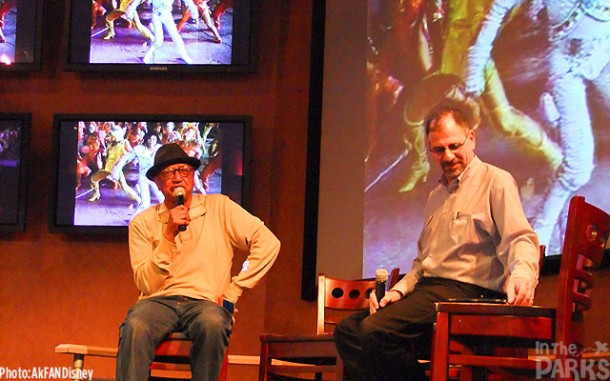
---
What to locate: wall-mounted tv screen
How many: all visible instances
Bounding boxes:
[50,114,251,234]
[302,0,610,298]
[64,0,256,73]
[0,113,29,233]
[0,0,43,70]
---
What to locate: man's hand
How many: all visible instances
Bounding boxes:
[221,296,237,324]
[164,205,190,242]
[506,276,536,306]
[369,289,403,314]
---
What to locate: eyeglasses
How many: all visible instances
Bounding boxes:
[159,165,193,180]
[429,134,469,157]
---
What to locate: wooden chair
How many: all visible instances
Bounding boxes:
[56,302,230,381]
[430,195,610,381]
[428,245,547,381]
[56,332,229,380]
[259,270,400,381]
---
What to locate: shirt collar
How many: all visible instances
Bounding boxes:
[157,194,207,224]
[439,155,481,193]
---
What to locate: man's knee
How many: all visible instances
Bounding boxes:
[359,316,383,336]
[190,306,232,340]
[120,315,155,341]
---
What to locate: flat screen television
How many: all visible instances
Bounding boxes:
[0,113,30,233]
[64,0,257,73]
[49,114,251,234]
[0,0,43,71]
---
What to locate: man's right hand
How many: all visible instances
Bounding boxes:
[369,289,404,314]
[164,205,190,242]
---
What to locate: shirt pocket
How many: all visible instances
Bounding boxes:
[449,212,470,244]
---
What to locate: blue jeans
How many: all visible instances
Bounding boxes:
[116,295,233,381]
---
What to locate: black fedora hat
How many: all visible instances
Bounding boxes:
[146,143,201,180]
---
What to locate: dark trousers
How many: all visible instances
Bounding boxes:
[333,277,506,381]
[116,295,233,381]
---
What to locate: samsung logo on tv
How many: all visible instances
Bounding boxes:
[148,66,168,72]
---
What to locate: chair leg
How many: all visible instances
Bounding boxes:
[219,350,228,381]
[431,312,450,380]
[336,355,344,381]
[459,365,473,381]
[72,354,85,381]
[258,340,270,381]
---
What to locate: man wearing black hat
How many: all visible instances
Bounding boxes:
[115,143,281,381]
[334,105,539,381]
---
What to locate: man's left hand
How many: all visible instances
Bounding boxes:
[506,276,535,306]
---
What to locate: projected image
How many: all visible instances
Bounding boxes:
[89,0,233,64]
[363,0,610,275]
[55,118,245,228]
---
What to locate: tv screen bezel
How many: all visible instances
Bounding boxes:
[0,0,43,72]
[49,113,252,235]
[63,0,258,74]
[0,113,30,233]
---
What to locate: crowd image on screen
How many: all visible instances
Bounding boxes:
[0,125,20,161]
[75,119,223,217]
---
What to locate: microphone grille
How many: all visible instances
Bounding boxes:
[173,187,185,197]
[375,268,388,282]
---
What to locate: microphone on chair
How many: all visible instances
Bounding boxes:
[375,268,389,302]
[173,187,187,232]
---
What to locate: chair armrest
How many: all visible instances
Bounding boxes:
[55,344,118,357]
[55,344,117,381]
[435,302,555,318]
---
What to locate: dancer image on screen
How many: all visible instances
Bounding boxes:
[127,121,148,148]
[161,121,181,144]
[178,122,207,194]
[334,104,540,381]
[76,122,103,191]
[92,0,116,29]
[101,0,154,43]
[211,0,231,30]
[365,0,429,166]
[464,0,610,253]
[199,123,221,193]
[143,0,199,64]
[87,123,142,208]
[0,123,20,224]
[115,143,280,381]
[112,131,165,215]
[176,0,222,43]
[0,0,16,44]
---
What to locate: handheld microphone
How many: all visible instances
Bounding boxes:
[173,187,187,232]
[375,268,389,302]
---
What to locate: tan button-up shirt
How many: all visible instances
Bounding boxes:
[393,156,539,295]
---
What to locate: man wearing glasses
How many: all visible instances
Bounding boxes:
[334,103,540,381]
[116,143,281,381]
